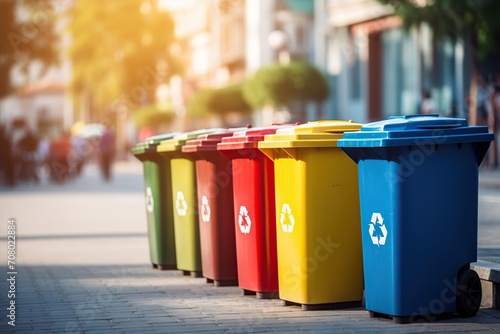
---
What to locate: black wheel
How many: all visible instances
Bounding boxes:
[456,269,482,317]
[393,316,410,324]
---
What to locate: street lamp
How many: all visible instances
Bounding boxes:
[268,30,290,64]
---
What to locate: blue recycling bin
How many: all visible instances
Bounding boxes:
[338,115,494,323]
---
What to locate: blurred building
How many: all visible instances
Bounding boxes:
[0,82,71,138]
[167,0,478,125]
[162,0,315,126]
[315,0,471,122]
[0,2,73,138]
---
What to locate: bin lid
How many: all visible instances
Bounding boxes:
[257,120,362,148]
[157,128,222,153]
[337,115,494,148]
[217,124,295,150]
[182,126,251,153]
[131,132,180,155]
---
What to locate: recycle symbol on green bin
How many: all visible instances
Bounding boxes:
[145,187,154,213]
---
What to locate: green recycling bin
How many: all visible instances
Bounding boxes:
[157,129,222,277]
[132,133,179,270]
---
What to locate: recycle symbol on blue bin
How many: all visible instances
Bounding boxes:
[369,212,387,247]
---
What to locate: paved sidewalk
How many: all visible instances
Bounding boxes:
[479,168,500,188]
[0,160,499,333]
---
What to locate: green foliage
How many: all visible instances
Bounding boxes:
[186,89,215,117]
[132,103,174,128]
[187,83,251,117]
[0,0,59,98]
[67,0,183,113]
[378,0,500,57]
[207,83,252,114]
[243,61,329,109]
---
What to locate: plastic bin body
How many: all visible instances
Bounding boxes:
[182,129,247,284]
[157,129,221,274]
[218,126,290,295]
[132,133,179,269]
[338,115,494,317]
[258,121,364,306]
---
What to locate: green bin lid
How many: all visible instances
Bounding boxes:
[182,126,251,153]
[131,132,180,156]
[257,120,362,149]
[157,128,223,153]
[337,115,494,148]
[217,124,294,151]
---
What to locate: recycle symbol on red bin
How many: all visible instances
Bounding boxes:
[200,195,211,223]
[238,205,251,234]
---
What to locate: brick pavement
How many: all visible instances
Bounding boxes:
[0,159,499,333]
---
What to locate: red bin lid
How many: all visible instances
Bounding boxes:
[182,126,251,153]
[217,124,295,150]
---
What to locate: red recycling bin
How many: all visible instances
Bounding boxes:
[182,128,248,286]
[217,125,292,298]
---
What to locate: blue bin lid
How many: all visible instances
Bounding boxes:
[338,115,494,148]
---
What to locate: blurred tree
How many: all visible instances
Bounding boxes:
[186,89,215,117]
[187,83,251,125]
[0,0,59,98]
[208,83,252,114]
[243,61,329,118]
[132,103,174,129]
[67,0,182,118]
[378,0,500,125]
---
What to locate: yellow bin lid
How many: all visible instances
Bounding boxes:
[258,120,362,149]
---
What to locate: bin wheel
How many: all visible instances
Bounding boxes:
[456,269,482,317]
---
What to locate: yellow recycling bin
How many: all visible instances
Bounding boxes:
[258,120,364,310]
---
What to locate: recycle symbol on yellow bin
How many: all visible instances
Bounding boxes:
[176,191,187,216]
[280,203,295,233]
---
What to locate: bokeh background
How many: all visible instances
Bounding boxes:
[1,0,500,175]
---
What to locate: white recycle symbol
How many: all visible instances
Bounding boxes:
[200,195,211,223]
[280,203,295,233]
[176,191,188,216]
[145,187,154,213]
[369,212,387,247]
[238,206,251,234]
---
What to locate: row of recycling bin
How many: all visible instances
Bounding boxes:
[132,115,494,324]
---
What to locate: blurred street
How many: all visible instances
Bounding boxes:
[0,160,499,333]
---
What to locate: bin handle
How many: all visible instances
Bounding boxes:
[416,123,463,129]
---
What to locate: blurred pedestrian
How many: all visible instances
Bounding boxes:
[37,135,51,178]
[98,121,116,181]
[49,131,72,183]
[17,129,40,183]
[420,90,436,115]
[0,125,16,187]
[490,81,500,168]
[70,135,88,177]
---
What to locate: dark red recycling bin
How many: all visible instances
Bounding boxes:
[182,128,248,286]
[217,125,292,298]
